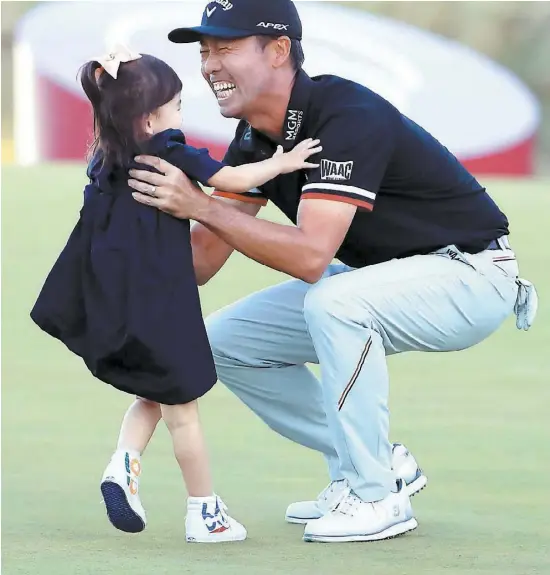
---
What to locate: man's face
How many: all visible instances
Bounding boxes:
[200,36,274,119]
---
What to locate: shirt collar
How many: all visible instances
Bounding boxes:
[281,69,313,150]
[240,70,314,153]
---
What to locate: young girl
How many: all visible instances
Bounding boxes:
[30,45,321,543]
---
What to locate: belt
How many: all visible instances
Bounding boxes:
[487,236,511,251]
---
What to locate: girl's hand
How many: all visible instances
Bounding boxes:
[274,139,323,174]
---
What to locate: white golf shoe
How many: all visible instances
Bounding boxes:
[285,442,426,524]
[391,443,428,495]
[185,495,247,543]
[100,449,147,533]
[303,478,417,543]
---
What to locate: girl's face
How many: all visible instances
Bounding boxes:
[144,93,182,136]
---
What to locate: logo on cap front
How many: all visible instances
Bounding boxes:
[208,0,233,11]
[257,22,290,31]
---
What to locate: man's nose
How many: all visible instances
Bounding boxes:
[202,52,222,76]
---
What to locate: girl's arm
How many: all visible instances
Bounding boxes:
[207,139,322,194]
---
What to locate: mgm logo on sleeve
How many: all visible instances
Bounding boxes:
[320,159,354,181]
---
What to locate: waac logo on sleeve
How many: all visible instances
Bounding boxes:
[320,159,354,181]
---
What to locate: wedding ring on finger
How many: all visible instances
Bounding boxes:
[150,185,157,197]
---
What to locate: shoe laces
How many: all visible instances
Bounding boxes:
[335,491,361,516]
[334,491,378,518]
[319,479,348,503]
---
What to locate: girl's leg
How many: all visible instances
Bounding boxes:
[100,398,161,534]
[161,401,247,543]
[160,401,212,496]
[116,397,162,453]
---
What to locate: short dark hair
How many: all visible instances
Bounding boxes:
[79,54,182,167]
[256,36,305,72]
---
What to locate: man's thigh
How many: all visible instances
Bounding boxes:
[206,263,352,366]
[305,254,517,355]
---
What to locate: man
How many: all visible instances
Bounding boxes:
[128,0,537,543]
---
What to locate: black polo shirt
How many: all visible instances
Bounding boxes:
[213,70,509,268]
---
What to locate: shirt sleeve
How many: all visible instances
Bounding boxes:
[301,105,397,211]
[165,144,226,186]
[211,137,268,205]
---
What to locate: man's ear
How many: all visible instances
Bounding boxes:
[271,36,292,69]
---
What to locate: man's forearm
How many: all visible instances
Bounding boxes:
[192,197,324,282]
[191,197,263,285]
[191,222,234,285]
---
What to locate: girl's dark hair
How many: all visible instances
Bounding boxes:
[79,54,182,167]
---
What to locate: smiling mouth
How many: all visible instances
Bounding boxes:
[212,81,237,101]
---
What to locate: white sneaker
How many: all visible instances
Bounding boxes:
[185,495,247,543]
[285,479,349,525]
[391,443,428,496]
[285,442,426,524]
[303,479,418,543]
[100,450,147,533]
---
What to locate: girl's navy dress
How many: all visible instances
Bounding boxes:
[30,129,226,405]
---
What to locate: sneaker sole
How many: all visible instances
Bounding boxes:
[186,533,247,543]
[406,472,428,497]
[100,481,146,534]
[303,517,418,543]
[286,514,321,525]
[286,474,428,525]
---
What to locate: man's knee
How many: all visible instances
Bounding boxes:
[303,276,379,333]
[303,277,351,324]
[204,308,233,359]
[205,307,260,372]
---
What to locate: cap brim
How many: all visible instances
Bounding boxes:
[168,25,256,44]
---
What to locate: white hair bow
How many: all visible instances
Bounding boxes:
[93,43,142,79]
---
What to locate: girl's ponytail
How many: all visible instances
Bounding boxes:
[79,61,104,162]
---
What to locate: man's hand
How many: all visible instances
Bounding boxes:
[127,155,356,284]
[128,155,210,220]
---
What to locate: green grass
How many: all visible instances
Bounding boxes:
[2,165,550,574]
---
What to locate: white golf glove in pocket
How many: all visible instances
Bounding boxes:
[514,278,538,331]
